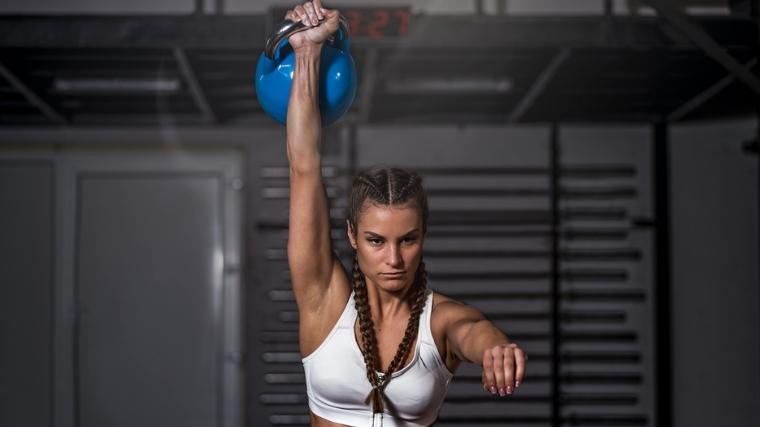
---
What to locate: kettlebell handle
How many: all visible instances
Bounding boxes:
[265,14,351,59]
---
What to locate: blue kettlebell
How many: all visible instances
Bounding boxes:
[255,15,357,127]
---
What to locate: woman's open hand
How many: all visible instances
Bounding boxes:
[285,0,340,52]
[481,342,527,397]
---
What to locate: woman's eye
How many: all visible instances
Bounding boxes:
[368,239,383,245]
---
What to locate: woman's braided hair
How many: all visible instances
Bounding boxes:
[347,167,430,414]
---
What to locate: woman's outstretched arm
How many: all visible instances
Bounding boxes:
[285,2,343,312]
[436,298,528,397]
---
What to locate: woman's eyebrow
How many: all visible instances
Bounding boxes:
[362,229,420,238]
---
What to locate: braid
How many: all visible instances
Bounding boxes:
[352,256,429,414]
[349,167,428,235]
[386,168,393,203]
[381,261,428,378]
[393,174,419,204]
[352,254,381,388]
[356,175,387,203]
[346,166,431,417]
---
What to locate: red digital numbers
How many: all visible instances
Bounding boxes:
[395,9,410,36]
[366,11,389,39]
[346,10,363,38]
[346,8,411,38]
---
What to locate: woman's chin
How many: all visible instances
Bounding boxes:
[375,277,412,292]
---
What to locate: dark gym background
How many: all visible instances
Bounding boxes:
[0,1,758,426]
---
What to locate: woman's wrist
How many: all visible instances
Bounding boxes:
[293,42,323,58]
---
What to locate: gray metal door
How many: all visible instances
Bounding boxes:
[0,146,243,427]
[76,173,220,426]
[51,149,243,427]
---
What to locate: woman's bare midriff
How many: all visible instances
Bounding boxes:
[310,412,347,426]
[310,412,434,426]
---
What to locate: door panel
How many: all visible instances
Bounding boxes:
[0,160,54,427]
[75,173,221,427]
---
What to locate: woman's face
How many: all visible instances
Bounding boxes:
[348,201,424,293]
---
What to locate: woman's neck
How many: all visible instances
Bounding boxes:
[363,279,414,324]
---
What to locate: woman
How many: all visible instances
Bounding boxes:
[284,2,527,426]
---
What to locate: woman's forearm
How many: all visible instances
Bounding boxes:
[460,320,511,364]
[287,45,323,174]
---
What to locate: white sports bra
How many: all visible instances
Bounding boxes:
[302,289,453,427]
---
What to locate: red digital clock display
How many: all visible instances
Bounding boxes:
[344,7,411,39]
[270,7,411,39]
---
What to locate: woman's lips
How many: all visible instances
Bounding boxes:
[381,272,405,278]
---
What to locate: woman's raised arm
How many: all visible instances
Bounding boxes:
[285,2,344,312]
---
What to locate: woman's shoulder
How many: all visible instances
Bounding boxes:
[430,290,457,303]
[428,290,482,373]
[430,291,485,323]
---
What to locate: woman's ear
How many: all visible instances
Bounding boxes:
[346,219,357,250]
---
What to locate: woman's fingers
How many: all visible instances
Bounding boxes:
[482,344,526,397]
[513,346,526,388]
[491,347,507,395]
[292,5,310,27]
[286,1,339,48]
[502,346,516,394]
[482,351,496,395]
[313,0,324,19]
[303,2,319,26]
[288,2,332,26]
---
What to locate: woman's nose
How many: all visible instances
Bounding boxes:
[387,245,403,267]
